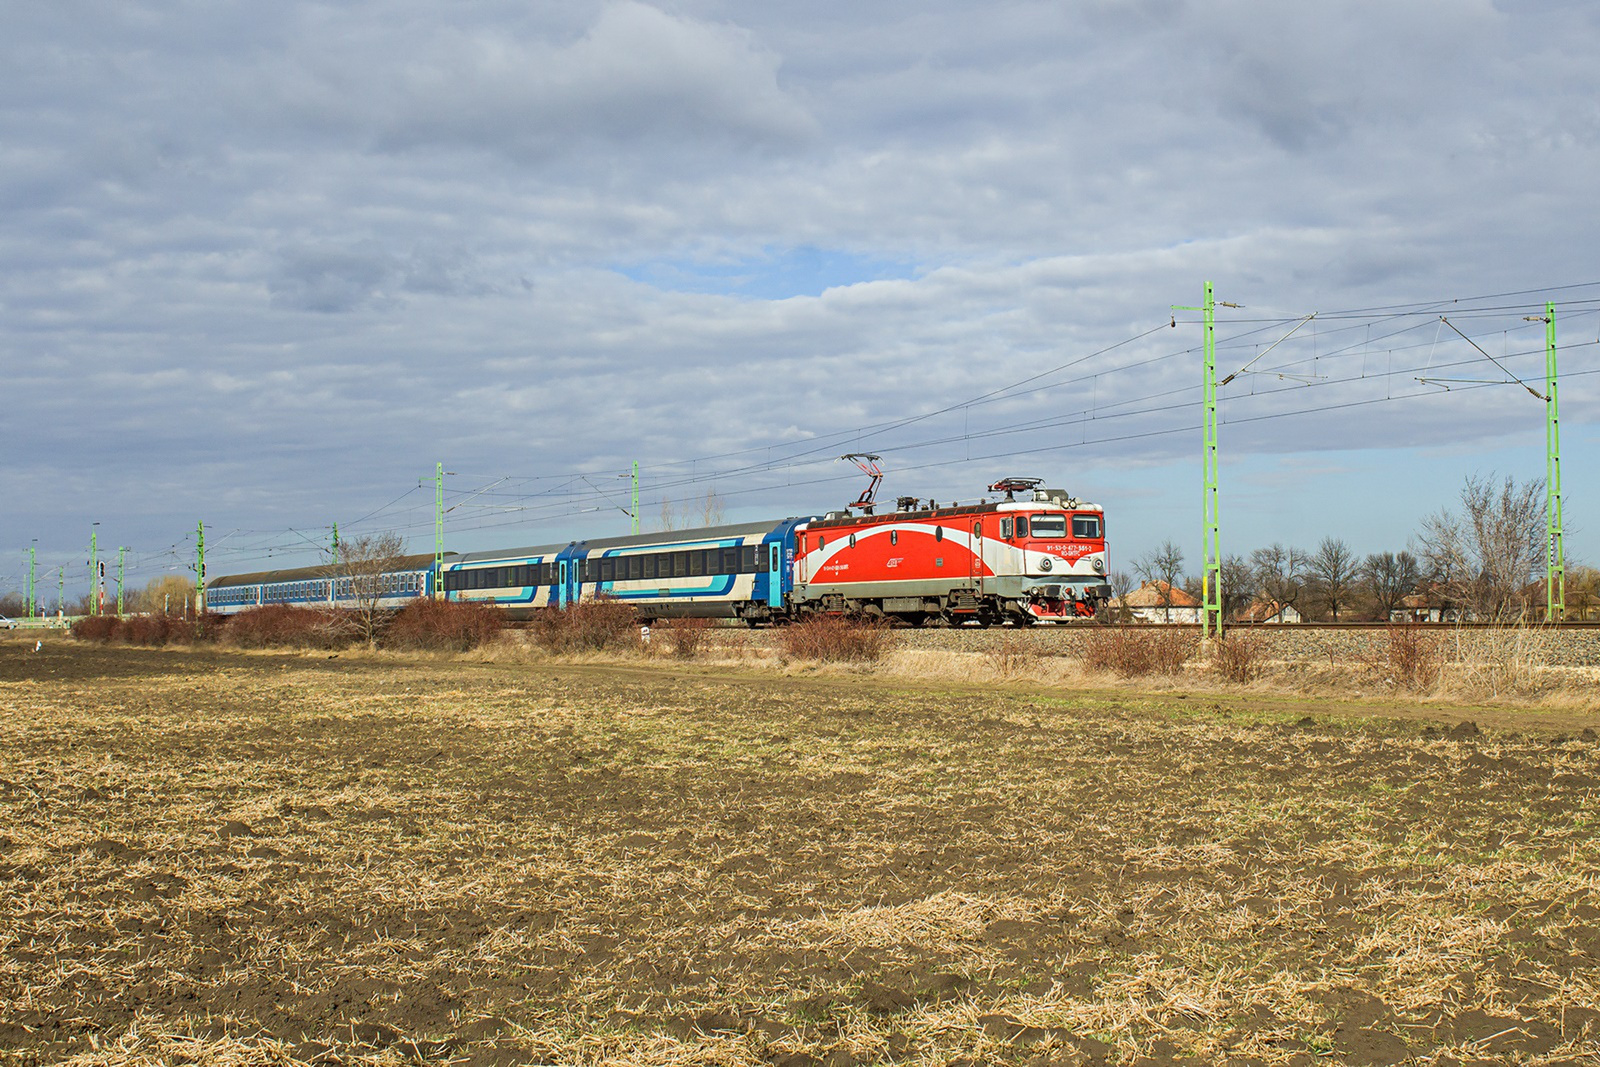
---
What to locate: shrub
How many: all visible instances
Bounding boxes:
[528,599,641,654]
[383,598,504,652]
[220,605,360,650]
[658,617,715,660]
[776,615,890,664]
[70,616,118,643]
[1359,623,1443,692]
[1079,628,1195,677]
[1210,631,1267,684]
[1387,623,1443,691]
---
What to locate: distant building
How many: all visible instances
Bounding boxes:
[1237,598,1303,624]
[1391,584,1461,623]
[1119,580,1201,624]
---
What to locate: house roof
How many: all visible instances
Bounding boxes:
[1122,580,1200,609]
[1238,598,1294,622]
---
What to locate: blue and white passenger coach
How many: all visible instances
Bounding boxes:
[443,518,814,624]
[204,553,445,615]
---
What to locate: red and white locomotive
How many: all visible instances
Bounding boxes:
[791,475,1111,626]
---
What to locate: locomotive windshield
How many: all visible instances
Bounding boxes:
[1030,515,1067,537]
[1028,514,1102,538]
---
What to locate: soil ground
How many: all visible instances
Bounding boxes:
[2,632,1600,1066]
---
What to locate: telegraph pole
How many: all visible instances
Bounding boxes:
[434,462,445,598]
[196,521,206,616]
[1545,302,1565,621]
[116,547,127,615]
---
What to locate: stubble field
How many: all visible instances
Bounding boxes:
[2,634,1600,1067]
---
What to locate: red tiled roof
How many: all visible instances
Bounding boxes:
[1123,580,1199,609]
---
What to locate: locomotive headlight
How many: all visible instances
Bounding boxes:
[1092,556,1104,574]
[1038,556,1053,572]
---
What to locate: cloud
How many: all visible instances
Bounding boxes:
[267,1,815,163]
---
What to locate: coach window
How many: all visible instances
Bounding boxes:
[689,551,704,577]
[673,552,688,577]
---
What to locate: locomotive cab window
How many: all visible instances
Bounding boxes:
[1030,515,1067,537]
[1072,515,1103,539]
[1016,516,1029,537]
[1000,518,1013,539]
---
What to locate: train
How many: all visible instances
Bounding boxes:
[205,477,1112,626]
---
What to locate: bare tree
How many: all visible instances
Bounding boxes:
[334,532,407,646]
[1361,551,1419,621]
[1133,540,1185,621]
[132,574,196,615]
[1309,537,1359,622]
[1220,554,1256,621]
[653,490,727,532]
[1250,543,1308,614]
[1106,570,1135,622]
[1414,473,1545,622]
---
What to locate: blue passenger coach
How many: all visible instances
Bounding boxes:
[205,552,446,615]
[444,518,814,623]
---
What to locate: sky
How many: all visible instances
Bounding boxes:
[4,0,1599,602]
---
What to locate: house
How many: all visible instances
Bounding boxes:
[1526,574,1600,622]
[1390,584,1461,624]
[1119,580,1201,624]
[1237,598,1303,624]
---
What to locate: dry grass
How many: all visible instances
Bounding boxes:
[3,634,1600,1066]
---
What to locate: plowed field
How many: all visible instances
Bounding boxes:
[2,635,1599,1066]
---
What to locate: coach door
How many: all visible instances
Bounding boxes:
[767,542,783,608]
[558,560,571,608]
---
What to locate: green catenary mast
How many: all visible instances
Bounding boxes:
[26,546,35,618]
[1545,302,1564,621]
[116,547,127,616]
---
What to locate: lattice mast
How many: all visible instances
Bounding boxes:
[1545,303,1564,621]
